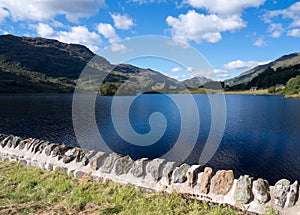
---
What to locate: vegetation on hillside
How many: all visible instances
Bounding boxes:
[0,161,274,215]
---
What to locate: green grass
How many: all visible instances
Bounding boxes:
[0,161,276,214]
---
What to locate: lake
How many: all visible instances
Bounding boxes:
[0,93,299,184]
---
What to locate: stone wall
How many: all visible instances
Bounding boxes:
[0,134,299,215]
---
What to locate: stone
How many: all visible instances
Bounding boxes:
[210,170,234,195]
[187,165,201,187]
[146,158,166,182]
[285,181,298,207]
[62,148,79,164]
[161,162,176,185]
[198,167,213,194]
[0,134,8,147]
[0,135,13,148]
[31,140,46,153]
[79,150,97,166]
[37,141,50,153]
[11,136,21,148]
[131,158,149,178]
[51,144,70,159]
[54,166,68,174]
[274,179,290,207]
[102,153,121,173]
[172,163,190,183]
[89,151,108,170]
[114,156,134,175]
[27,139,40,151]
[19,159,27,166]
[74,170,86,179]
[252,178,270,204]
[18,138,34,150]
[44,143,57,156]
[233,175,253,204]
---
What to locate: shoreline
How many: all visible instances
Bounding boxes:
[0,133,299,214]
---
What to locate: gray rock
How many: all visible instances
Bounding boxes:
[32,140,47,153]
[274,179,290,207]
[285,181,298,207]
[19,159,28,166]
[187,165,201,187]
[62,148,78,163]
[0,135,13,148]
[0,134,8,147]
[37,141,50,153]
[102,153,121,173]
[234,175,253,204]
[18,138,35,150]
[74,170,86,179]
[114,156,133,175]
[79,150,97,166]
[11,136,21,148]
[198,167,213,194]
[146,158,166,182]
[162,162,176,185]
[210,170,234,195]
[131,158,149,178]
[44,143,57,156]
[252,178,270,204]
[89,151,108,170]
[27,139,40,151]
[51,144,69,159]
[172,163,190,183]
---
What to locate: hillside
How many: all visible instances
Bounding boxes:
[181,76,212,88]
[225,53,300,88]
[0,35,186,95]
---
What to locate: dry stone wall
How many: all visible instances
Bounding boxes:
[0,134,299,215]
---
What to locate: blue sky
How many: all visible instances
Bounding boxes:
[0,0,299,80]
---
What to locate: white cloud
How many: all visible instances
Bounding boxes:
[35,24,101,52]
[0,0,106,22]
[0,7,9,23]
[287,29,300,37]
[97,23,120,44]
[254,38,267,47]
[170,67,182,72]
[267,23,284,38]
[110,43,127,52]
[185,0,265,16]
[36,23,55,38]
[166,10,246,44]
[111,13,134,30]
[222,60,271,70]
[264,2,300,27]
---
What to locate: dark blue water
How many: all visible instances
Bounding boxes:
[0,94,299,184]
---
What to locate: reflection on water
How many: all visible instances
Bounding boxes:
[0,94,300,184]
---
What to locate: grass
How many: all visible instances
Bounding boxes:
[0,161,276,215]
[224,89,269,95]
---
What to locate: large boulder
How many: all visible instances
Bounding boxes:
[187,165,201,187]
[131,158,148,178]
[114,156,133,175]
[172,164,190,183]
[146,158,166,182]
[198,167,213,194]
[102,153,121,173]
[274,179,290,207]
[210,170,234,195]
[285,181,298,207]
[252,178,270,204]
[233,175,253,204]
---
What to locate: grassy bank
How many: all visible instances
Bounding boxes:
[0,161,277,215]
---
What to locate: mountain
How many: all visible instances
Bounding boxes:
[0,34,185,94]
[181,76,213,88]
[225,52,300,88]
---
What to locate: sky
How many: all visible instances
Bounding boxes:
[0,0,299,81]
